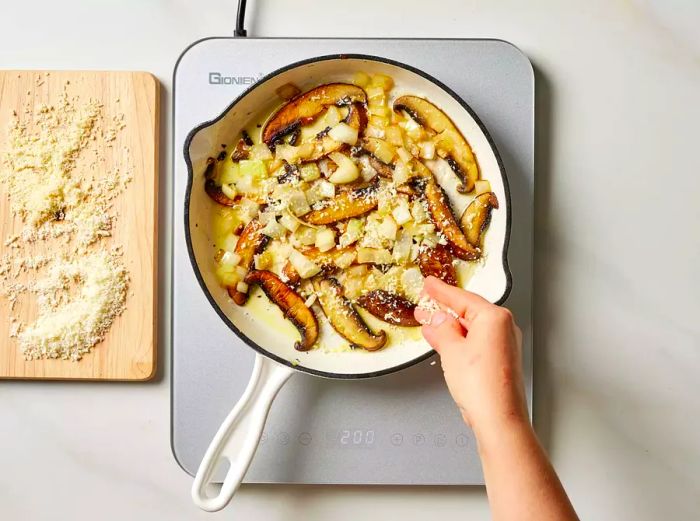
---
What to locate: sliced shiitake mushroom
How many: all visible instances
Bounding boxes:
[228,219,270,305]
[394,95,478,193]
[460,192,499,247]
[419,176,480,260]
[356,290,419,327]
[304,180,379,225]
[262,83,367,146]
[313,277,387,351]
[204,157,236,206]
[245,270,319,351]
[417,244,458,286]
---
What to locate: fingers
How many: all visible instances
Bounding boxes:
[419,311,465,354]
[422,277,492,325]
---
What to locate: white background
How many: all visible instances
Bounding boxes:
[1,1,699,519]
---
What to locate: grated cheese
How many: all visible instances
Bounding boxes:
[0,77,133,362]
[19,250,129,361]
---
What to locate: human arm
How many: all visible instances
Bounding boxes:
[414,277,578,521]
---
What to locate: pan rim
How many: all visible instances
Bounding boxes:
[183,52,512,379]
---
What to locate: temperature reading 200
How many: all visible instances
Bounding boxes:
[339,429,375,447]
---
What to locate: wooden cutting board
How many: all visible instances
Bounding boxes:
[0,70,159,380]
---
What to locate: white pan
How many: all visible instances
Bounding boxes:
[183,54,511,511]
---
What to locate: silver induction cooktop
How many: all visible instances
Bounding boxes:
[171,38,534,485]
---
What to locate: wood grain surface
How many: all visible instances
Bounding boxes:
[0,70,159,380]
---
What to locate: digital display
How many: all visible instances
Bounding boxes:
[331,429,376,448]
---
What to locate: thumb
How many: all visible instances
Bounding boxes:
[420,311,466,354]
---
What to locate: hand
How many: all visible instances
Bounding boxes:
[414,276,528,435]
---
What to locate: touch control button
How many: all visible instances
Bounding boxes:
[390,433,404,446]
[412,434,426,446]
[434,433,447,447]
[456,434,468,447]
[278,432,290,445]
[298,432,312,446]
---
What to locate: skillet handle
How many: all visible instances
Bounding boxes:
[191,353,294,511]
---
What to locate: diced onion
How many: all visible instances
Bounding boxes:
[378,216,398,241]
[254,251,273,270]
[359,156,378,181]
[328,152,359,184]
[318,180,336,198]
[371,74,394,91]
[275,144,300,164]
[315,228,336,252]
[304,293,318,307]
[392,231,412,264]
[369,115,390,129]
[215,265,240,287]
[385,126,404,147]
[401,266,424,301]
[404,118,424,140]
[297,142,316,160]
[219,161,240,185]
[235,265,248,279]
[222,233,240,253]
[299,163,321,181]
[293,226,317,246]
[289,249,322,279]
[393,161,410,185]
[325,106,342,127]
[411,200,428,223]
[396,147,412,163]
[262,218,286,239]
[368,105,390,118]
[238,199,260,224]
[357,247,394,265]
[334,251,356,269]
[220,251,241,267]
[366,85,385,100]
[421,234,439,249]
[339,218,363,247]
[236,281,249,294]
[419,141,436,160]
[392,201,412,225]
[279,212,300,232]
[289,190,311,216]
[369,139,396,164]
[364,125,385,139]
[474,180,492,194]
[221,183,237,200]
[352,72,371,88]
[328,122,359,145]
[248,144,273,160]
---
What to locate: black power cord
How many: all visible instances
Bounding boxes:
[235,0,248,37]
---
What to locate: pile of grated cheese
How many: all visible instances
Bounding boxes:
[0,75,133,361]
[19,250,128,361]
[2,86,132,245]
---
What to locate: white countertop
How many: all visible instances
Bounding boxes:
[1,1,699,519]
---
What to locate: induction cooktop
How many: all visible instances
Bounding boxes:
[171,37,534,485]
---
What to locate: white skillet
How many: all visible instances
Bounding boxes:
[183,54,511,511]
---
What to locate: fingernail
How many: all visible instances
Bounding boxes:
[430,311,448,327]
